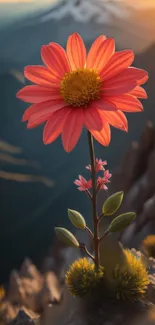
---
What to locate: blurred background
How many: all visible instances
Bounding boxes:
[0,0,155,285]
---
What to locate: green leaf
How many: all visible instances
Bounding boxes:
[99,235,127,281]
[102,191,124,216]
[68,209,86,229]
[109,212,136,232]
[55,227,79,247]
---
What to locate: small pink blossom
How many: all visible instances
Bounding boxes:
[104,170,112,182]
[86,158,107,172]
[74,175,92,191]
[97,170,112,190]
[95,159,107,172]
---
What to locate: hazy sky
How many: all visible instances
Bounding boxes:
[0,0,154,5]
[0,0,57,6]
[0,0,155,8]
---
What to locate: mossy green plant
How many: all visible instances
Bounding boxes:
[112,249,149,301]
[65,258,104,297]
[66,250,149,302]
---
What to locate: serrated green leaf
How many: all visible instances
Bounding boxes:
[68,209,86,229]
[55,227,79,247]
[109,212,136,232]
[102,191,124,216]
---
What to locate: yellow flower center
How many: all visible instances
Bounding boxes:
[60,68,102,107]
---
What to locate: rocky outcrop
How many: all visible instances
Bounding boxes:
[0,259,62,325]
[98,121,155,249]
[8,310,38,325]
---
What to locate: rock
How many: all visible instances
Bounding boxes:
[20,259,42,283]
[98,122,155,250]
[40,272,62,305]
[7,310,38,325]
[40,288,155,325]
[0,301,19,324]
[39,251,155,325]
[40,286,77,325]
[0,262,63,324]
[8,271,21,304]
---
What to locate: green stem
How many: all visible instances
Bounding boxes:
[99,212,104,222]
[87,131,99,271]
[99,229,110,243]
[79,244,95,262]
[85,226,94,239]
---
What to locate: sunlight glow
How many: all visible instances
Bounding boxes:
[0,0,33,3]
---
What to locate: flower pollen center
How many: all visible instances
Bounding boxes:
[60,68,102,107]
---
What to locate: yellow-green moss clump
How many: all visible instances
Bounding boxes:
[66,251,149,301]
[65,258,104,297]
[113,249,149,301]
[142,235,155,258]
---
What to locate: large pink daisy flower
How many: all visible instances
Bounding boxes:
[17,33,148,152]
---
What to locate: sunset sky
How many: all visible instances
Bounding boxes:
[0,0,155,6]
[0,0,31,2]
[0,0,32,2]
[0,0,47,2]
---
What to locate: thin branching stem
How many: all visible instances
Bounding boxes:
[99,229,110,243]
[79,244,95,262]
[85,189,92,201]
[87,131,99,271]
[85,226,94,239]
[98,212,104,222]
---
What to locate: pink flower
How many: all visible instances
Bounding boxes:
[74,175,92,191]
[95,158,107,172]
[97,170,112,190]
[86,158,107,172]
[104,170,112,182]
[17,33,148,152]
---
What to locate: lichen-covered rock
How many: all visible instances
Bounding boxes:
[40,288,155,325]
[40,250,155,325]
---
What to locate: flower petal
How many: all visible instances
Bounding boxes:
[86,35,107,68]
[62,108,84,152]
[84,106,103,131]
[66,33,86,70]
[103,81,136,96]
[122,67,148,85]
[100,50,134,81]
[105,67,148,86]
[99,110,128,131]
[108,94,143,112]
[23,99,68,125]
[90,121,111,146]
[41,43,70,79]
[24,66,60,86]
[17,85,61,103]
[93,97,117,111]
[129,86,147,99]
[43,108,70,144]
[103,67,147,96]
[74,180,81,186]
[86,38,115,71]
[139,74,149,85]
